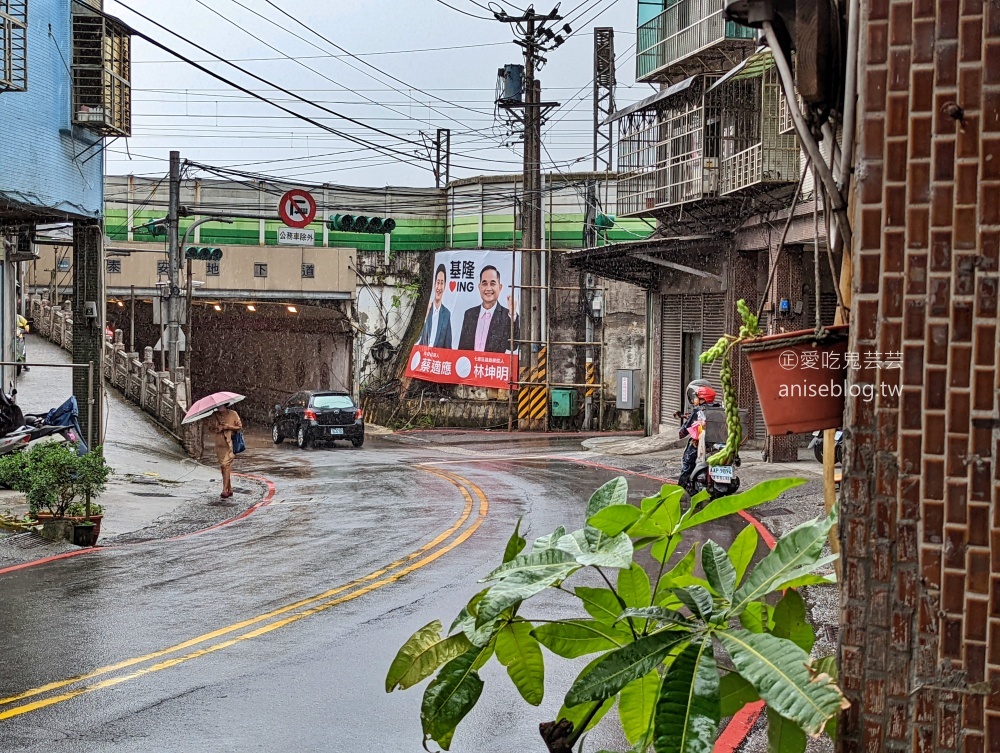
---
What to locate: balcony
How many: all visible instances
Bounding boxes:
[636,0,755,83]
[0,0,27,92]
[72,12,132,137]
[615,75,718,219]
[706,50,799,196]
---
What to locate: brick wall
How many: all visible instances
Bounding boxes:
[840,1,1000,751]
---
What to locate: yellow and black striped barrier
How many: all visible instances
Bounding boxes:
[517,347,547,422]
[585,359,597,398]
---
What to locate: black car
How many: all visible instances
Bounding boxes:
[271,390,365,449]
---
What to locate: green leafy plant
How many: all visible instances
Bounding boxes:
[12,443,113,518]
[699,300,761,465]
[387,477,844,753]
[0,449,33,492]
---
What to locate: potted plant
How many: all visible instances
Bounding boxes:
[702,300,850,438]
[0,443,111,546]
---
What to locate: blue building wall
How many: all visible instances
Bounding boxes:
[0,0,104,219]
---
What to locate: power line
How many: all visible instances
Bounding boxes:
[432,0,494,19]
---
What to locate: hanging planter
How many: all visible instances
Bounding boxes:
[741,324,850,436]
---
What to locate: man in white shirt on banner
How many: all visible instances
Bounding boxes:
[457,265,518,353]
[418,264,453,348]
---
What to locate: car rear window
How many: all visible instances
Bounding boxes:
[312,395,355,410]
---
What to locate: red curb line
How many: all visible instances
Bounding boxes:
[559,456,777,751]
[392,428,644,438]
[0,472,276,577]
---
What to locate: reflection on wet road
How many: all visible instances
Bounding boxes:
[0,435,757,752]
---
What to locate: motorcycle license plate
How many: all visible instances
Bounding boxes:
[710,466,734,483]
[328,428,344,435]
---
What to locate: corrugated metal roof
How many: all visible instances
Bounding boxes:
[707,46,772,91]
[602,75,699,125]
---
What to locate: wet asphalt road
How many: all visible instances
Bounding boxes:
[0,434,760,753]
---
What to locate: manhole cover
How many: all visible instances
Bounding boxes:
[4,532,50,549]
[133,492,175,498]
[756,507,793,517]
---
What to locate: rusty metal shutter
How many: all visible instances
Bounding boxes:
[660,296,683,425]
[700,293,726,384]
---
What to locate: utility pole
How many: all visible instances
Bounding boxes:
[495,5,564,430]
[166,150,182,377]
[435,128,451,188]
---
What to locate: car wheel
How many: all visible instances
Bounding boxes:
[352,435,365,448]
[296,427,310,449]
[272,425,284,444]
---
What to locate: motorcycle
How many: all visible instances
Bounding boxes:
[683,405,742,500]
[808,429,843,464]
[0,394,87,458]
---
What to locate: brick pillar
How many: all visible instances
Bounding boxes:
[72,220,105,448]
[838,1,1000,751]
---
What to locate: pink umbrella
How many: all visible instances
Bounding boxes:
[182,391,245,425]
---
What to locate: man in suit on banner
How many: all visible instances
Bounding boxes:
[457,265,519,353]
[419,263,453,349]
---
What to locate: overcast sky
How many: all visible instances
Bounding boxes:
[103,0,647,188]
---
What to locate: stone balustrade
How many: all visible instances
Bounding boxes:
[28,297,202,457]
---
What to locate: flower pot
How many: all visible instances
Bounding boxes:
[31,513,102,542]
[741,325,850,436]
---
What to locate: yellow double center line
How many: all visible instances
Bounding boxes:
[0,468,488,721]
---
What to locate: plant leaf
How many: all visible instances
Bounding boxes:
[767,706,807,753]
[576,587,624,624]
[621,607,694,630]
[588,504,642,537]
[495,620,545,706]
[717,630,847,736]
[728,524,760,587]
[420,648,485,750]
[565,631,691,706]
[503,518,526,563]
[650,534,681,566]
[679,479,807,531]
[450,607,496,647]
[587,476,629,518]
[731,511,837,616]
[702,540,737,602]
[532,525,567,552]
[484,546,577,582]
[812,655,838,680]
[673,586,715,622]
[533,620,628,658]
[771,591,815,653]
[774,572,838,591]
[477,560,579,628]
[618,562,652,609]
[719,672,759,717]
[652,639,721,753]
[739,601,765,633]
[619,670,660,745]
[557,527,634,569]
[386,620,473,692]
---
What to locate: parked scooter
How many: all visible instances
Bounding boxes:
[808,429,843,464]
[0,394,87,457]
[681,404,742,500]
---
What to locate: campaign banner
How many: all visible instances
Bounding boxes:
[405,249,522,390]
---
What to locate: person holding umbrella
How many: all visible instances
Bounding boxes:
[182,392,245,499]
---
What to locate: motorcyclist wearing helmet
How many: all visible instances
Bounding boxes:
[677,379,719,491]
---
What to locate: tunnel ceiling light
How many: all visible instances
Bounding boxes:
[247,304,256,312]
[287,305,298,313]
[116,300,125,308]
[213,304,222,312]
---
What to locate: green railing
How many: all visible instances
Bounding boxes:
[636,0,754,80]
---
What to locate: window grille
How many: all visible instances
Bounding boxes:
[0,1,27,92]
[72,12,131,136]
[106,259,122,274]
[254,263,267,278]
[206,261,220,276]
[301,263,315,279]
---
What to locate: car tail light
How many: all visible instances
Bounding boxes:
[304,410,318,421]
[355,409,364,420]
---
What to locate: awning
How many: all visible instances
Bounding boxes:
[602,75,699,126]
[707,46,772,91]
[564,235,721,289]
